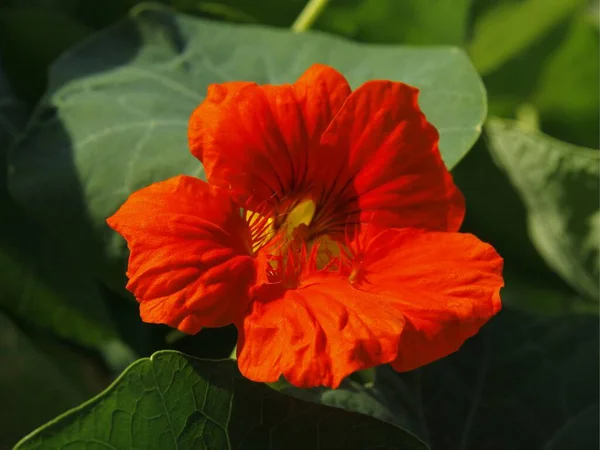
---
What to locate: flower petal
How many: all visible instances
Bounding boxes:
[107,176,256,334]
[236,275,405,388]
[188,81,255,163]
[350,227,503,371]
[317,80,465,232]
[188,64,351,211]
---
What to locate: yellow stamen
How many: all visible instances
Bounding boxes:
[284,199,316,236]
[247,198,346,285]
[246,199,316,254]
[245,210,274,253]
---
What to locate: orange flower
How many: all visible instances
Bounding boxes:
[108,64,503,388]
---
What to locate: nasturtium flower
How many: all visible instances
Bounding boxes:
[108,64,503,388]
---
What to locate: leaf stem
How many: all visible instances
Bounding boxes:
[291,0,330,32]
[515,103,540,132]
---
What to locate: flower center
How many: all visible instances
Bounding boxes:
[246,198,343,287]
[283,198,316,236]
[247,199,317,252]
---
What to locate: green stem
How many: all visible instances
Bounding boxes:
[291,0,330,32]
[229,345,237,360]
[164,329,187,344]
[515,103,540,132]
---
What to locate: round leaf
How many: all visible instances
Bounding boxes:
[15,351,429,450]
[8,4,486,287]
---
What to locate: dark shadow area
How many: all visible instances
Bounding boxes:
[418,309,599,450]
[5,8,170,291]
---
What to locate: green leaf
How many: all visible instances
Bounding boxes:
[182,1,260,23]
[0,312,87,447]
[469,0,586,75]
[474,5,599,149]
[587,0,600,29]
[0,63,120,349]
[190,0,306,25]
[15,351,429,450]
[203,0,474,45]
[316,0,472,46]
[8,3,486,289]
[0,241,120,348]
[317,0,473,46]
[148,0,307,26]
[533,14,600,148]
[544,403,599,450]
[371,367,429,439]
[417,309,599,449]
[478,18,571,121]
[278,367,428,442]
[453,138,555,281]
[452,131,595,316]
[0,62,28,150]
[318,378,409,425]
[486,118,599,303]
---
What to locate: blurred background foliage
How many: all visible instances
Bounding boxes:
[2,0,599,150]
[0,0,598,448]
